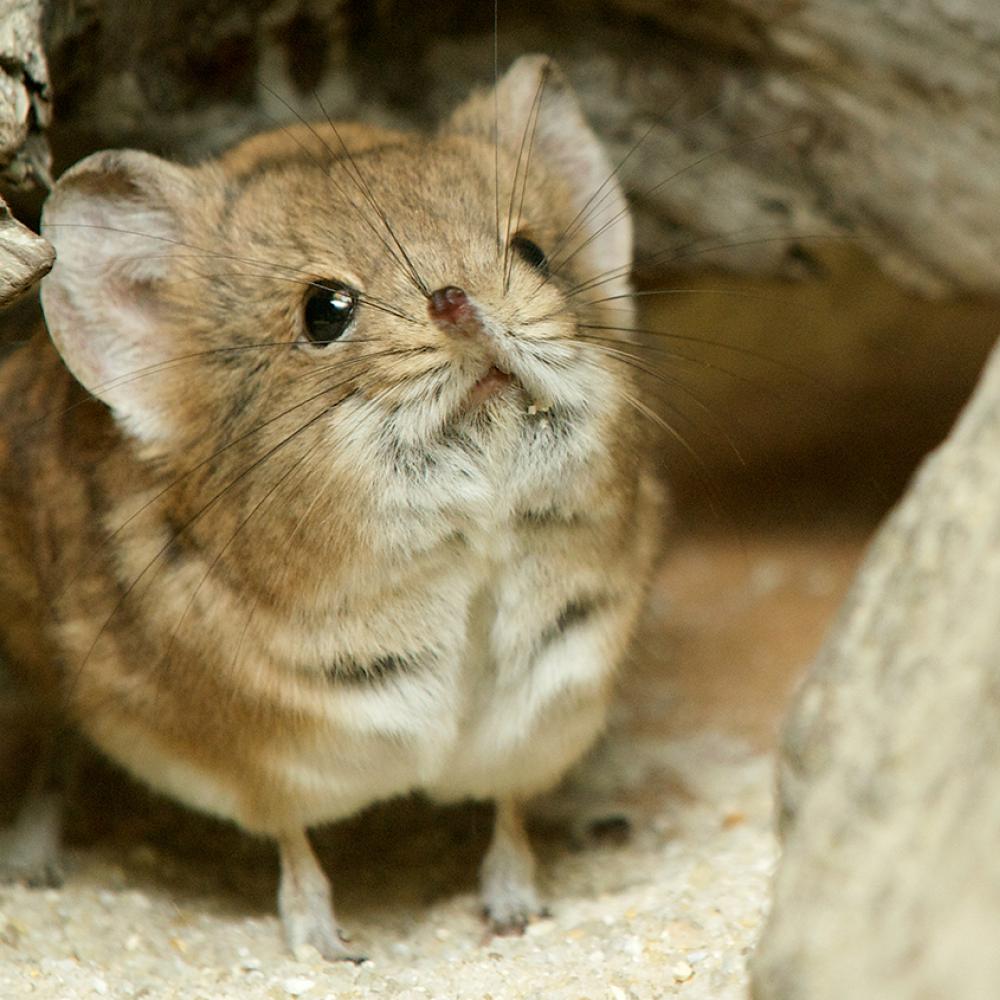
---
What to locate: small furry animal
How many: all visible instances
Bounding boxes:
[0,54,661,959]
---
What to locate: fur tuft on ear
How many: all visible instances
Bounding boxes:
[449,55,632,296]
[40,150,195,442]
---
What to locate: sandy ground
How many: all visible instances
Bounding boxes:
[0,530,864,999]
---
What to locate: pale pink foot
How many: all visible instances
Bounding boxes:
[480,799,549,935]
[277,828,364,962]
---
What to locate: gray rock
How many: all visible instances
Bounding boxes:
[1,0,53,306]
[0,196,53,306]
[34,0,1000,295]
[0,0,51,189]
[752,334,1000,998]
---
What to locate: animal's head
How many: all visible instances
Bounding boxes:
[41,55,637,551]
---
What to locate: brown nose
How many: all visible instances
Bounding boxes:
[428,286,475,332]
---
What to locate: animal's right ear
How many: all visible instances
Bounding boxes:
[447,56,632,299]
[40,150,195,442]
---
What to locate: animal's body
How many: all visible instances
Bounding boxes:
[0,55,661,958]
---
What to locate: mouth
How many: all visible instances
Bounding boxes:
[466,365,553,415]
[468,364,516,407]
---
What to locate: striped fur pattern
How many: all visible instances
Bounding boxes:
[0,55,662,956]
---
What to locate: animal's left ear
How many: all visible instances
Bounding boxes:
[448,54,632,291]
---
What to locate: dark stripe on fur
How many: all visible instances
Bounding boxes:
[537,596,604,651]
[323,653,414,684]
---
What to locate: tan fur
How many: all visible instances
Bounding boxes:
[0,56,662,956]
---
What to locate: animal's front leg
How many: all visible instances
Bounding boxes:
[277,828,364,962]
[480,798,548,934]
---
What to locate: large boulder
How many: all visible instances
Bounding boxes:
[35,0,1000,295]
[752,333,1000,998]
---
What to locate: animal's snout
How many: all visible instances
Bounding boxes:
[428,286,478,334]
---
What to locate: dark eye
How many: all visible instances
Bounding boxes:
[303,281,357,345]
[511,234,549,274]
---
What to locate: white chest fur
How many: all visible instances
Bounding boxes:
[88,394,647,835]
[246,401,641,830]
[255,530,628,831]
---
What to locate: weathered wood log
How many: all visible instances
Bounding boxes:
[751,333,1000,998]
[0,196,52,303]
[1,0,52,305]
[35,0,1000,295]
[0,0,50,189]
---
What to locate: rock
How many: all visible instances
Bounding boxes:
[751,335,1000,998]
[0,0,51,189]
[671,959,695,983]
[36,0,1000,295]
[1,0,53,306]
[0,196,53,306]
[282,976,315,996]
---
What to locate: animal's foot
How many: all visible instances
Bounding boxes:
[0,790,65,888]
[480,798,548,937]
[278,828,364,963]
[483,892,550,937]
[0,847,65,888]
[282,907,366,963]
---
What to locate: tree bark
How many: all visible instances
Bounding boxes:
[751,332,1000,999]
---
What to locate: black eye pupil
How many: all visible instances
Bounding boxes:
[304,282,357,345]
[511,235,548,274]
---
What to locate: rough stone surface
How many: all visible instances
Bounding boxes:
[752,335,1000,999]
[0,0,51,190]
[31,0,1000,295]
[1,0,53,306]
[0,195,52,304]
[598,0,1000,293]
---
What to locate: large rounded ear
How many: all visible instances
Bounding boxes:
[448,55,632,296]
[40,150,196,442]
